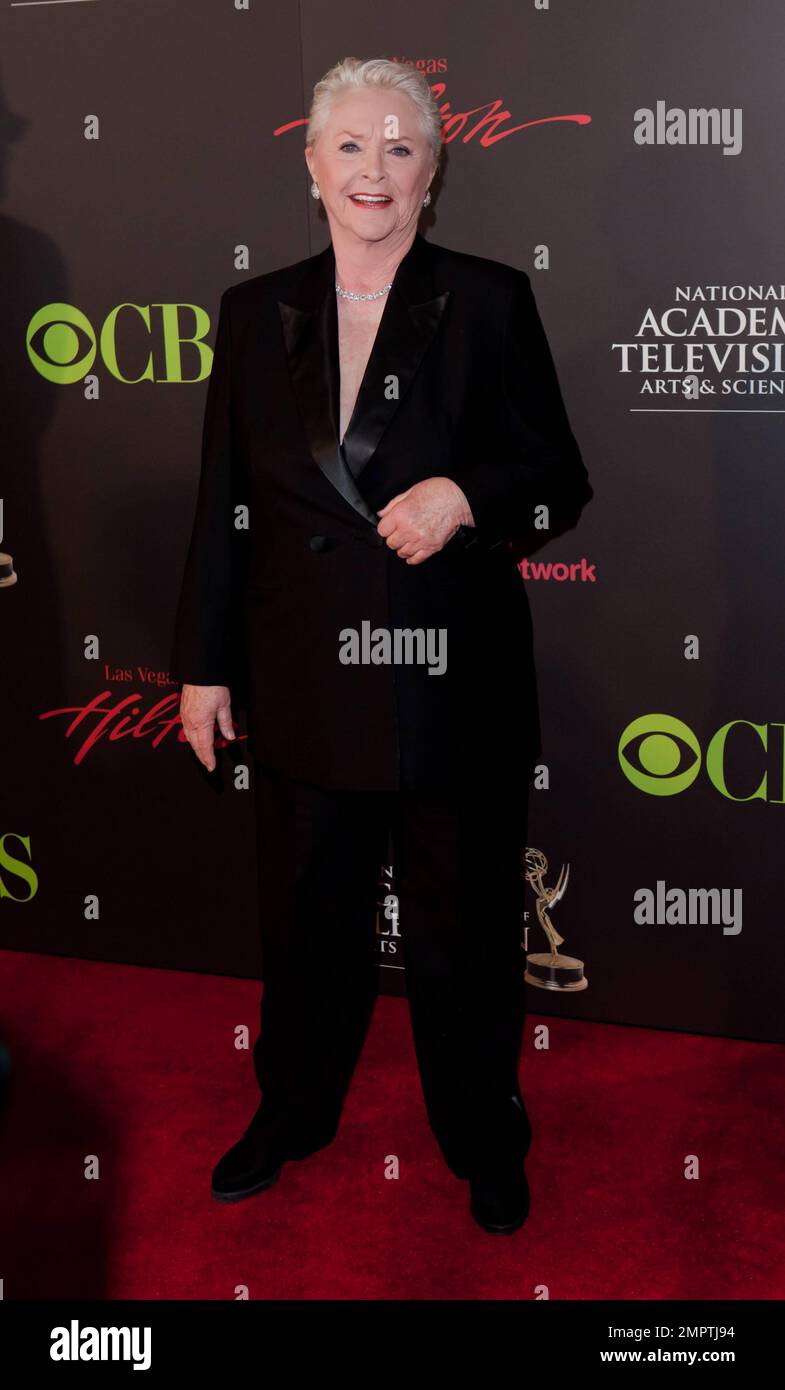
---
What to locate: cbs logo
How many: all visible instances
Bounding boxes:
[26,302,214,384]
[618,713,785,802]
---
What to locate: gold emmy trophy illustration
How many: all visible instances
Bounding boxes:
[0,553,17,587]
[522,847,588,991]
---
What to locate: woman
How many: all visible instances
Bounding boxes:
[171,57,592,1235]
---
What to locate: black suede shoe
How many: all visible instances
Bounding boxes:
[211,1110,338,1203]
[468,1156,530,1234]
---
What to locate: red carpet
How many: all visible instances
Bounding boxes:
[0,948,782,1300]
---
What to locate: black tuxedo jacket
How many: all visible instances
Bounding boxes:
[170,231,593,790]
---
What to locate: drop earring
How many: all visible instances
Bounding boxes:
[422,189,431,207]
[311,180,321,200]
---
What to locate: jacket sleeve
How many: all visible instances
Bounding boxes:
[170,287,249,688]
[451,269,593,546]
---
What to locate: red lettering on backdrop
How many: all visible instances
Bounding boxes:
[39,691,246,766]
[274,84,590,148]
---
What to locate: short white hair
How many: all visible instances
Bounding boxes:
[306,56,443,168]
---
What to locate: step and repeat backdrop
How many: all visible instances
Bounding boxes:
[1,1,783,1041]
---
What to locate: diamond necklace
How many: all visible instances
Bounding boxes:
[335,279,393,302]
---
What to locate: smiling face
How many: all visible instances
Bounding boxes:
[305,86,438,247]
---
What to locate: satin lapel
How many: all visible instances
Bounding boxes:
[277,233,450,527]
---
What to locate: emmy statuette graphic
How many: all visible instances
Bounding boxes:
[522,847,588,991]
[0,552,17,587]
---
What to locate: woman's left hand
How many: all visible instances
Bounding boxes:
[377,477,475,565]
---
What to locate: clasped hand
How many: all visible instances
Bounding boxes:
[376,476,474,564]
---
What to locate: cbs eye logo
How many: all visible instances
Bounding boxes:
[618,714,701,796]
[27,304,96,383]
[26,302,214,384]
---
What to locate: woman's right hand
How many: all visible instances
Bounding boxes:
[179,684,235,772]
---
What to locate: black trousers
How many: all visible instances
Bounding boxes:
[250,760,533,1179]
